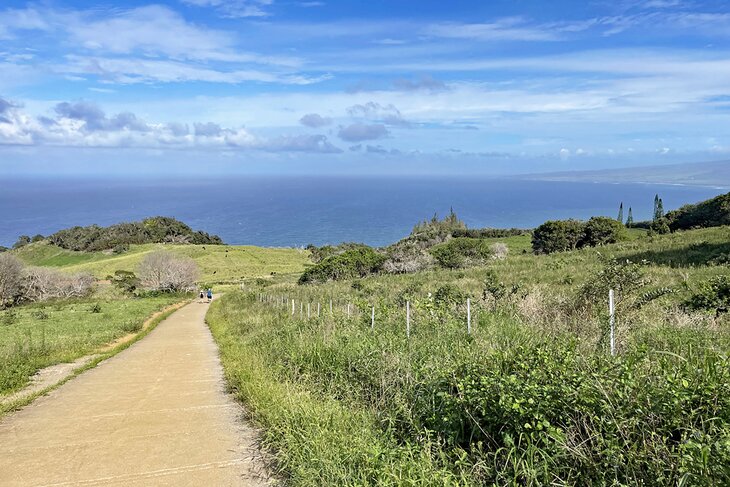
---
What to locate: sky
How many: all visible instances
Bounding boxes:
[1,0,730,176]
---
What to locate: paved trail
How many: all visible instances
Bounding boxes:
[0,301,269,486]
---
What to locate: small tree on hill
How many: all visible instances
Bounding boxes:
[617,202,623,223]
[580,217,627,247]
[12,235,31,249]
[0,254,24,307]
[532,219,585,254]
[626,207,634,228]
[138,251,199,292]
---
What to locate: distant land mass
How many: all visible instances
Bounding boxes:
[521,160,730,188]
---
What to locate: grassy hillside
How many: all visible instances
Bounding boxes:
[13,241,310,283]
[209,225,730,485]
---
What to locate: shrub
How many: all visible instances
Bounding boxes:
[452,228,527,238]
[430,238,492,269]
[138,251,199,292]
[298,247,386,284]
[685,276,730,314]
[650,217,671,235]
[0,254,24,307]
[489,242,509,260]
[22,267,95,302]
[532,219,584,254]
[47,216,223,251]
[580,216,627,247]
[109,270,140,294]
[665,191,730,231]
[12,235,31,249]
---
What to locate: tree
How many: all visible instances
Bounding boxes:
[0,254,24,307]
[580,217,627,247]
[653,194,665,221]
[138,251,199,292]
[12,235,31,249]
[531,219,585,254]
[626,207,634,228]
[617,202,623,223]
[31,234,45,243]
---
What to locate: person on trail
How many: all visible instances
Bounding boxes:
[207,288,213,303]
[199,290,205,302]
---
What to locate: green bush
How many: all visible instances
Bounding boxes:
[299,247,386,284]
[666,192,730,231]
[430,238,492,269]
[46,216,223,251]
[580,216,627,247]
[685,276,730,314]
[650,217,671,235]
[531,219,584,254]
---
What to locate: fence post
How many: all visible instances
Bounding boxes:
[609,289,615,356]
[347,303,351,318]
[467,298,471,334]
[300,301,303,318]
[317,302,320,317]
[291,299,295,315]
[371,306,375,330]
[307,302,311,319]
[406,300,411,338]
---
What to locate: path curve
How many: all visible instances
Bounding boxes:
[0,300,269,486]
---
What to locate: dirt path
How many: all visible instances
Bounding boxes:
[0,301,270,486]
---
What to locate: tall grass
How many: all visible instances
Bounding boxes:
[209,223,730,487]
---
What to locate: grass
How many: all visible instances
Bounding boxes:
[13,241,311,283]
[207,226,730,485]
[0,295,183,396]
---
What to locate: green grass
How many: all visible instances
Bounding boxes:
[206,226,730,485]
[14,241,311,283]
[0,295,182,396]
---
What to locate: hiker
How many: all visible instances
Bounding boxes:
[199,290,205,302]
[207,288,213,303]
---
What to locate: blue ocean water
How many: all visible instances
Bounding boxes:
[0,176,725,248]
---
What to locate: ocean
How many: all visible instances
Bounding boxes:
[0,176,725,248]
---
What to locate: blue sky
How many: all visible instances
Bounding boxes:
[1,0,729,175]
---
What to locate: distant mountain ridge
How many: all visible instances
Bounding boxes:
[521,160,730,188]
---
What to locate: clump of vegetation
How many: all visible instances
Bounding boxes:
[299,247,386,284]
[305,242,370,263]
[532,217,627,254]
[46,216,223,252]
[666,191,730,231]
[109,270,141,295]
[452,228,528,238]
[0,253,94,308]
[430,237,492,269]
[685,275,730,315]
[531,219,585,254]
[138,250,199,292]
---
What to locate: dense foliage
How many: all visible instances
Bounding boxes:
[452,228,528,238]
[430,237,492,269]
[531,219,585,254]
[532,217,627,254]
[46,216,223,252]
[298,247,387,284]
[666,191,730,231]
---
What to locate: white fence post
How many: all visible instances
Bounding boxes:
[291,299,295,315]
[609,289,615,356]
[467,298,471,334]
[371,306,375,330]
[317,302,320,317]
[406,300,411,338]
[300,302,303,318]
[347,303,351,318]
[307,303,311,319]
[329,299,333,314]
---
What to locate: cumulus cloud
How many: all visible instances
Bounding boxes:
[337,123,389,142]
[0,98,341,154]
[346,102,408,126]
[299,113,332,128]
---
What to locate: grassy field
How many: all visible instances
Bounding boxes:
[208,226,730,485]
[13,241,311,283]
[0,295,183,396]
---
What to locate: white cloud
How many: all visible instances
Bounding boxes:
[0,98,341,153]
[180,0,273,18]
